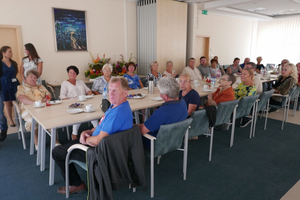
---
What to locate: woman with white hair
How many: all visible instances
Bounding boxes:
[163,61,177,77]
[146,61,162,86]
[269,63,297,112]
[92,64,114,94]
[256,56,265,74]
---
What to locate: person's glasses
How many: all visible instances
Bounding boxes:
[179,80,189,83]
[103,69,111,72]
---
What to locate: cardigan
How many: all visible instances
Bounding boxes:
[211,86,235,105]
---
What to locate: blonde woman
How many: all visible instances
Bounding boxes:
[256,56,265,74]
[269,63,297,112]
[234,68,257,100]
[146,61,162,86]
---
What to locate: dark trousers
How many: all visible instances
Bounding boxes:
[52,139,86,186]
[269,97,282,106]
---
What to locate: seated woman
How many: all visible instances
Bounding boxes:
[163,61,177,77]
[60,66,98,140]
[210,59,223,78]
[227,57,242,75]
[234,68,257,100]
[269,63,297,112]
[179,74,200,116]
[207,74,236,106]
[16,69,57,147]
[296,62,300,87]
[255,56,265,74]
[123,62,144,90]
[92,64,114,94]
[146,61,162,86]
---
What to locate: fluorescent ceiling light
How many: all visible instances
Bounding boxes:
[248,7,267,12]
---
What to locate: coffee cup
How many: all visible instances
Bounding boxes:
[86,104,93,112]
[78,95,85,101]
[203,85,209,90]
[34,100,41,107]
[194,83,200,88]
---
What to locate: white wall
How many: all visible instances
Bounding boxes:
[0,0,137,81]
[195,12,256,65]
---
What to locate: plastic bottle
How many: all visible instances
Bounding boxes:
[46,95,51,106]
[103,83,108,99]
[211,76,216,88]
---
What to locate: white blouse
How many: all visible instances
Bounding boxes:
[60,80,90,99]
[22,57,43,85]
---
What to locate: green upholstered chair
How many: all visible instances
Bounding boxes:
[189,109,212,160]
[143,118,193,198]
[252,90,274,137]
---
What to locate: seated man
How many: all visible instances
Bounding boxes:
[240,57,250,69]
[137,76,188,147]
[182,57,202,82]
[197,56,211,79]
[52,77,133,195]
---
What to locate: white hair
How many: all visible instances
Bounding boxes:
[103,63,113,72]
[157,76,179,99]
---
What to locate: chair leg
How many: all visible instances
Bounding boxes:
[282,104,287,130]
[30,118,36,155]
[249,101,256,138]
[209,128,214,161]
[18,115,26,149]
[134,111,140,124]
[66,126,70,140]
[230,106,237,147]
[65,151,72,198]
[264,100,270,130]
[157,156,161,164]
[183,129,189,180]
[150,139,154,198]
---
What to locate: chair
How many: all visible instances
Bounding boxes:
[233,95,259,145]
[42,80,57,100]
[13,101,27,149]
[252,90,275,137]
[269,86,296,130]
[143,118,193,198]
[212,99,240,147]
[290,86,300,117]
[189,110,211,160]
[65,126,144,198]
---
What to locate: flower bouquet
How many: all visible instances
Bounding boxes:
[85,53,111,79]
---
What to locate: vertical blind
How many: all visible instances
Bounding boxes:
[137,0,157,75]
[256,17,300,65]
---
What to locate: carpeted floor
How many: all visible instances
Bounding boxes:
[1,118,300,200]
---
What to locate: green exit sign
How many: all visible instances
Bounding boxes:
[202,10,208,15]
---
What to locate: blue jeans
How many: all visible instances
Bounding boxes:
[0,92,8,130]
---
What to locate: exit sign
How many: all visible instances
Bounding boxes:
[202,10,208,15]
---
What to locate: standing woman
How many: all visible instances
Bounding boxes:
[20,43,43,85]
[0,46,20,127]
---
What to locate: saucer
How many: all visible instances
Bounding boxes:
[77,98,87,102]
[83,108,96,113]
[33,103,45,108]
[151,97,163,101]
[85,95,94,99]
[67,109,84,114]
[50,100,62,105]
[202,89,212,92]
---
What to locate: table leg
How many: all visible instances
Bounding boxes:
[49,127,57,186]
[30,118,36,155]
[36,124,41,166]
[40,128,46,171]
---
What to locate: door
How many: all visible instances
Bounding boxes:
[195,36,210,66]
[0,25,24,82]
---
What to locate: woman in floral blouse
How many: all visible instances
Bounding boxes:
[146,61,162,87]
[234,68,257,100]
[92,64,114,94]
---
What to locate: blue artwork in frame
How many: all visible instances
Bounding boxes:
[53,8,88,51]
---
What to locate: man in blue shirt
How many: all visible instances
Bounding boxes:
[137,76,188,148]
[53,77,133,195]
[240,57,250,69]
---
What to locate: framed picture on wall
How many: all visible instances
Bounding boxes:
[53,8,88,51]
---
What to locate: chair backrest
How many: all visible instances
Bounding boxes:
[257,90,275,112]
[154,118,193,158]
[235,94,260,119]
[12,101,21,114]
[289,86,299,100]
[215,99,239,126]
[189,109,209,138]
[280,86,297,106]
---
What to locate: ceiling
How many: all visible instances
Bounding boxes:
[174,0,300,20]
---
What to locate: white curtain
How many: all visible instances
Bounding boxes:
[137,0,157,75]
[255,17,300,66]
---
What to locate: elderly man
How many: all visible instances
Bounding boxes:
[278,59,289,73]
[197,56,211,79]
[52,77,133,195]
[138,76,188,147]
[244,62,263,94]
[240,57,250,69]
[182,57,202,81]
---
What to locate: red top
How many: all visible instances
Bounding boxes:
[298,73,300,83]
[211,86,235,105]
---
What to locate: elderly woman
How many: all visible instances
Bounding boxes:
[269,63,297,112]
[210,59,223,78]
[92,64,114,94]
[60,65,98,140]
[179,74,200,116]
[256,56,265,74]
[234,68,257,100]
[163,61,177,77]
[123,62,144,90]
[207,74,236,106]
[16,70,54,147]
[146,61,162,87]
[227,58,242,75]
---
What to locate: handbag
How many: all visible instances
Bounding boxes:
[100,99,111,113]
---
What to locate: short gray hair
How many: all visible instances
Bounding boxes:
[166,60,173,66]
[26,69,40,78]
[157,76,179,99]
[110,77,129,91]
[150,61,159,69]
[103,63,113,72]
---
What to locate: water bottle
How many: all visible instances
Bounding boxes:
[211,76,216,89]
[148,77,154,94]
[103,83,108,99]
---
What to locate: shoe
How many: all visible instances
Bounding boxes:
[57,183,86,195]
[0,129,7,142]
[269,107,279,113]
[240,119,252,128]
[10,124,16,127]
